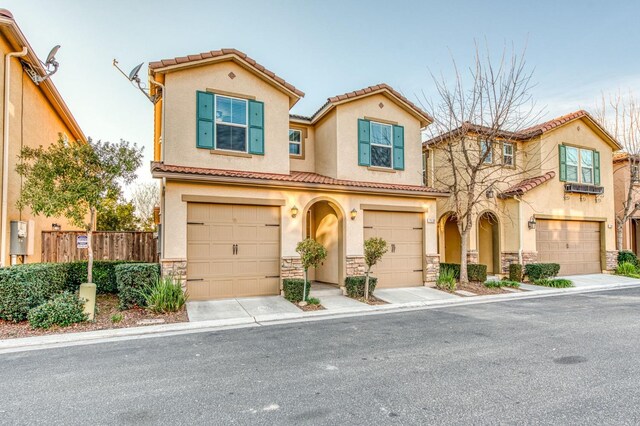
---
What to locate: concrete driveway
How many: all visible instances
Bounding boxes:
[562,273,640,287]
[375,286,460,304]
[187,296,300,322]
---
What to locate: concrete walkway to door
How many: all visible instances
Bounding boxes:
[187,297,301,322]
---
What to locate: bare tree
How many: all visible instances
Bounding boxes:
[423,44,543,284]
[595,91,640,250]
[131,182,160,231]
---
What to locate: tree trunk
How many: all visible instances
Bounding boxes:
[616,219,624,252]
[302,268,308,302]
[87,207,95,284]
[364,266,372,300]
[459,230,469,285]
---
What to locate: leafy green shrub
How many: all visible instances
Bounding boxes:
[345,276,378,298]
[617,250,638,267]
[436,267,456,291]
[141,276,187,313]
[283,279,311,303]
[509,263,523,282]
[525,263,560,281]
[485,280,520,288]
[533,278,574,288]
[363,237,388,299]
[306,297,321,305]
[615,261,640,277]
[438,263,486,282]
[27,292,88,329]
[66,260,134,293]
[115,263,161,309]
[111,313,123,323]
[0,263,69,322]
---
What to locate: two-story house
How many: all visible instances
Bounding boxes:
[424,110,620,277]
[149,49,447,301]
[613,152,640,254]
[0,9,85,267]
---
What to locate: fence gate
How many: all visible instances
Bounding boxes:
[41,231,158,263]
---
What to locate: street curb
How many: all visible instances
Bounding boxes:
[2,281,640,353]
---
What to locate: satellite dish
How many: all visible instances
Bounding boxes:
[128,62,144,82]
[45,45,60,65]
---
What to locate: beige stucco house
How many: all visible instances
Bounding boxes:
[424,110,620,277]
[613,152,640,254]
[149,49,447,301]
[0,10,85,267]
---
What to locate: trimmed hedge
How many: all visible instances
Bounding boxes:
[283,279,311,303]
[345,276,378,298]
[438,263,487,282]
[533,278,573,288]
[115,263,161,310]
[66,261,133,293]
[618,250,638,267]
[509,263,523,282]
[27,291,87,329]
[525,263,560,281]
[0,263,69,322]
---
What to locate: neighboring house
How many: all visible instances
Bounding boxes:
[149,48,447,301]
[424,110,620,276]
[0,10,85,267]
[613,152,640,254]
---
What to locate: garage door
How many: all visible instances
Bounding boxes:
[187,203,280,300]
[363,211,423,288]
[536,219,601,276]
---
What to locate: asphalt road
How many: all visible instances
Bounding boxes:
[1,288,640,425]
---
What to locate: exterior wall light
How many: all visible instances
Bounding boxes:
[290,205,299,218]
[51,223,61,231]
[486,188,495,198]
[528,216,536,230]
[350,208,358,220]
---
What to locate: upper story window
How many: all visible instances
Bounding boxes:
[289,129,302,156]
[561,145,600,185]
[215,95,248,152]
[503,142,514,166]
[422,150,429,186]
[480,140,492,164]
[370,121,393,168]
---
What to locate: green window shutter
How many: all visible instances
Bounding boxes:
[594,150,601,185]
[248,100,264,155]
[392,125,405,170]
[196,91,214,149]
[558,144,567,181]
[358,119,371,166]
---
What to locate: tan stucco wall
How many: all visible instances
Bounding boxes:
[313,110,337,178]
[163,61,291,174]
[289,122,315,173]
[0,34,81,265]
[161,180,438,262]
[334,94,423,185]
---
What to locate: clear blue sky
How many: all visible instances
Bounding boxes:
[5,0,640,187]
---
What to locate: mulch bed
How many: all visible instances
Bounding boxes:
[354,295,388,305]
[298,303,325,312]
[442,281,511,296]
[0,294,188,340]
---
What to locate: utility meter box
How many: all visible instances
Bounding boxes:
[10,220,28,256]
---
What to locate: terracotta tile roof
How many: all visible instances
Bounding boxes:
[149,48,304,98]
[520,110,591,135]
[423,122,526,146]
[499,171,556,198]
[151,162,447,195]
[312,83,433,125]
[289,114,312,122]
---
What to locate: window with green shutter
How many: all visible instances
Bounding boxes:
[248,100,264,155]
[559,144,600,185]
[358,119,371,166]
[392,125,404,170]
[196,91,214,149]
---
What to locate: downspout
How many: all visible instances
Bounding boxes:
[148,78,166,257]
[1,46,28,267]
[514,195,523,264]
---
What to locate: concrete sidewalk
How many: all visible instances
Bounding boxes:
[3,276,640,353]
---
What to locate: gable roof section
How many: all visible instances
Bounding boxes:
[424,110,621,150]
[148,48,304,107]
[151,162,448,197]
[498,171,556,198]
[310,84,433,127]
[0,9,85,142]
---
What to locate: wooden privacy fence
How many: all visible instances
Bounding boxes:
[42,231,158,263]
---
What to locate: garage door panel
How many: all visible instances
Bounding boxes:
[187,203,280,300]
[536,219,601,276]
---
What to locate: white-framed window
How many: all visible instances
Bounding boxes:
[480,140,492,164]
[503,142,514,166]
[289,129,302,156]
[215,95,248,152]
[370,121,393,168]
[565,146,595,183]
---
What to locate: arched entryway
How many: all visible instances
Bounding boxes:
[440,213,461,264]
[478,211,500,275]
[302,198,345,286]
